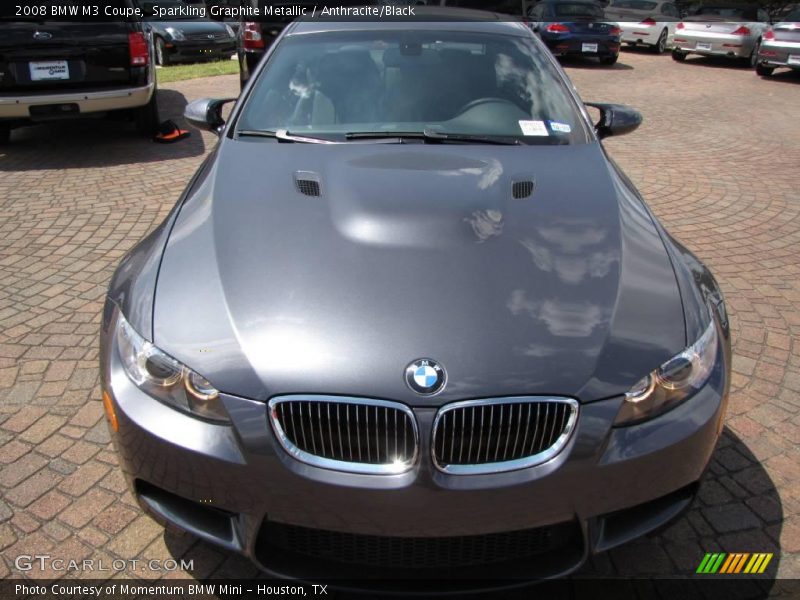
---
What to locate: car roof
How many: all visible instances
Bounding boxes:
[289,6,531,37]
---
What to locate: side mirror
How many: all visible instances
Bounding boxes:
[184,98,236,134]
[586,102,642,139]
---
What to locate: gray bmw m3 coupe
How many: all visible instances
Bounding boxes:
[100,8,731,584]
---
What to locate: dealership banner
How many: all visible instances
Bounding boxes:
[2,578,797,599]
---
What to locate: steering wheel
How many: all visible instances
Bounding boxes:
[455,97,521,117]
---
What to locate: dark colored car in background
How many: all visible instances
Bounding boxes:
[439,0,530,17]
[101,10,731,584]
[529,0,622,64]
[756,9,800,76]
[238,0,387,88]
[0,0,158,143]
[137,0,237,65]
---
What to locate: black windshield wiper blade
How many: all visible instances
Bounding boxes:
[346,130,521,145]
[422,129,522,145]
[239,129,405,144]
[345,131,423,140]
[236,129,339,144]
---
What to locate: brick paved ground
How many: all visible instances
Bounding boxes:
[0,51,798,588]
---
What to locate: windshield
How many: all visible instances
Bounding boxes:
[693,7,752,18]
[781,9,800,22]
[553,3,605,18]
[237,30,589,145]
[610,0,658,10]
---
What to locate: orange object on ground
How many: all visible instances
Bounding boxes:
[153,119,190,143]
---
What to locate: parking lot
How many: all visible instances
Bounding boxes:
[1,48,799,586]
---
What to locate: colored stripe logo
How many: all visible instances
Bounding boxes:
[696,553,773,574]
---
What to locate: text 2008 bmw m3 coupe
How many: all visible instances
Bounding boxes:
[100,8,731,585]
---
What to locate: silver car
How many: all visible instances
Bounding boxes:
[756,10,800,76]
[605,0,680,53]
[672,4,770,66]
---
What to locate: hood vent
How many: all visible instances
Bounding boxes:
[294,171,321,197]
[512,180,535,200]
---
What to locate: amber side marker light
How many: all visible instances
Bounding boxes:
[102,390,119,432]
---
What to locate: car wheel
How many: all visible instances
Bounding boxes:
[747,40,760,68]
[155,37,169,67]
[672,49,687,61]
[652,28,668,54]
[599,54,618,66]
[135,91,160,136]
[0,124,10,145]
[756,63,774,77]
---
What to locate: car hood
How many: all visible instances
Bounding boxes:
[153,140,686,406]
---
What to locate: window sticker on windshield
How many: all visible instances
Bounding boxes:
[519,120,549,136]
[549,121,572,133]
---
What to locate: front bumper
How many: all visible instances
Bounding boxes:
[0,83,154,120]
[758,39,800,68]
[673,31,757,58]
[167,39,236,62]
[100,306,728,584]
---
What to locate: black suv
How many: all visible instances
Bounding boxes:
[0,0,158,143]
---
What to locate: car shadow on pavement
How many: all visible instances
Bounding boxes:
[159,425,784,596]
[620,46,672,57]
[756,69,800,85]
[576,425,784,597]
[559,57,635,70]
[0,89,205,171]
[674,55,756,70]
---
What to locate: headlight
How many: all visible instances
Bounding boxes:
[225,24,235,38]
[115,312,228,422]
[165,27,186,41]
[614,319,718,426]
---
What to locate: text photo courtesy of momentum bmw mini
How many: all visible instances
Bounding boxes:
[95,7,739,587]
[3,0,796,593]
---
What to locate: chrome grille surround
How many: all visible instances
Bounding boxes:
[268,396,418,475]
[431,397,579,475]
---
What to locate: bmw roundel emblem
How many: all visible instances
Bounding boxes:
[405,359,446,395]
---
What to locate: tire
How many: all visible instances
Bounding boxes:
[756,63,774,77]
[155,37,169,67]
[599,54,618,65]
[652,28,668,54]
[0,124,10,145]
[672,49,687,61]
[747,40,760,68]
[134,91,160,136]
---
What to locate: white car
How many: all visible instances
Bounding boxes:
[605,0,680,53]
[672,5,770,66]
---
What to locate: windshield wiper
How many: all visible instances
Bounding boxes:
[237,129,338,144]
[345,129,521,145]
[237,129,406,144]
[422,129,522,145]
